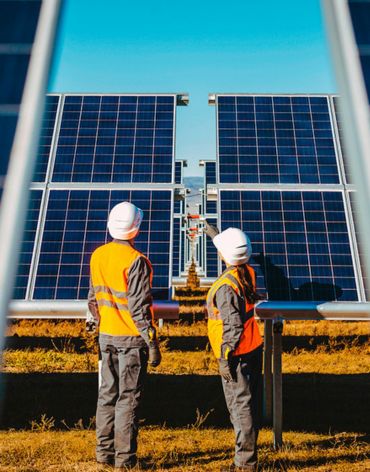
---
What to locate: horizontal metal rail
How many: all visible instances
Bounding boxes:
[7,300,179,320]
[254,300,370,321]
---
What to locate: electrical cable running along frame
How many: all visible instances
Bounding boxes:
[10,93,188,314]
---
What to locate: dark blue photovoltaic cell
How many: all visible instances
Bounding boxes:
[33,95,60,182]
[13,190,43,299]
[172,218,180,277]
[220,190,358,301]
[175,161,182,184]
[52,95,175,183]
[0,0,41,194]
[205,217,219,277]
[174,199,182,214]
[204,161,217,214]
[33,190,172,300]
[180,228,185,273]
[217,95,339,184]
[349,192,369,299]
[0,115,18,185]
[205,161,216,184]
[349,1,370,103]
[0,1,41,43]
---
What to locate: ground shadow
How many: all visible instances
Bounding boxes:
[1,372,369,433]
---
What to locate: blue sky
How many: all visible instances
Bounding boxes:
[50,0,336,176]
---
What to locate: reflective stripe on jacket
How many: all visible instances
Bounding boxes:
[90,240,154,338]
[207,265,262,359]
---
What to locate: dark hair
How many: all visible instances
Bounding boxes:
[236,264,262,304]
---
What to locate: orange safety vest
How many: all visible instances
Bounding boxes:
[207,265,262,359]
[90,241,154,336]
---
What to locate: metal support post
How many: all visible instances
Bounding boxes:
[273,319,284,449]
[263,319,273,425]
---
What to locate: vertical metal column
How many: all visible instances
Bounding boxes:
[0,0,61,350]
[273,319,284,449]
[322,0,370,290]
[263,319,273,424]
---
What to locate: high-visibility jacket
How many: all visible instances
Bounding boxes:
[90,241,154,337]
[207,265,262,359]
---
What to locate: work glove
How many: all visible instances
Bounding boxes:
[218,358,233,383]
[148,326,161,367]
[203,220,220,240]
[85,309,97,333]
[149,340,162,367]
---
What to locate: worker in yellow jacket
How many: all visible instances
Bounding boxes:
[88,201,161,470]
[204,223,263,472]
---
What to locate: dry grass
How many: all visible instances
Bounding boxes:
[0,427,368,471]
[2,343,369,375]
[6,318,369,338]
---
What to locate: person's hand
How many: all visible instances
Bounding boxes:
[149,341,161,367]
[203,220,220,240]
[85,320,96,333]
[218,358,233,382]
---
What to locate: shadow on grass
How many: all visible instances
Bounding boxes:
[1,373,369,433]
[5,334,368,353]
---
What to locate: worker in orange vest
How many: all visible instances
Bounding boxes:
[87,201,161,470]
[204,222,263,472]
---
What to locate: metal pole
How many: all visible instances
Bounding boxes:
[322,0,370,295]
[273,319,283,449]
[263,319,273,425]
[7,300,179,320]
[0,0,61,351]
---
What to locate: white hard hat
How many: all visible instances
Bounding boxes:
[213,228,252,266]
[107,202,143,240]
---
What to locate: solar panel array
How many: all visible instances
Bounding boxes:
[0,0,41,195]
[204,161,217,214]
[220,190,358,300]
[15,94,184,300]
[212,94,367,301]
[217,95,339,185]
[52,95,175,183]
[349,0,370,104]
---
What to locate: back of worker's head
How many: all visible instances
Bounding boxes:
[107,202,143,240]
[213,227,252,266]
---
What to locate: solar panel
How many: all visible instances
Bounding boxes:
[172,217,180,277]
[204,161,217,214]
[33,95,60,182]
[32,189,173,300]
[205,217,219,278]
[13,190,43,299]
[175,161,183,184]
[0,0,41,194]
[51,95,175,183]
[217,95,340,185]
[348,0,370,103]
[180,226,186,274]
[220,190,359,301]
[348,191,369,299]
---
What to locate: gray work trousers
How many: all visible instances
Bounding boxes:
[222,346,263,469]
[96,344,148,468]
